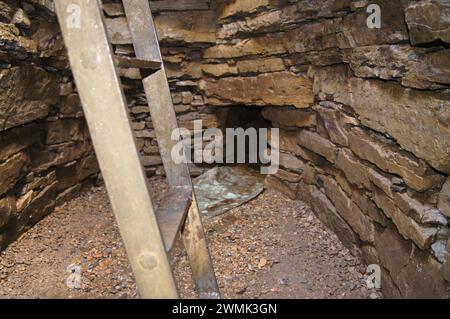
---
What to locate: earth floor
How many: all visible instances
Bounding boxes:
[0,177,381,299]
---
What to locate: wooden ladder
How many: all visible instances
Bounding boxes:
[54,0,220,299]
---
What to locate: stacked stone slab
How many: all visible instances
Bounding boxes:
[201,0,449,298]
[0,0,449,299]
[0,1,99,250]
[109,0,448,298]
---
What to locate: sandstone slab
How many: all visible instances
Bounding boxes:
[313,102,358,146]
[0,152,28,196]
[218,0,352,38]
[338,0,409,48]
[0,66,58,131]
[336,148,371,189]
[0,195,15,229]
[201,72,313,108]
[274,130,326,165]
[375,224,414,282]
[237,57,285,74]
[55,154,99,191]
[154,11,217,44]
[345,45,450,89]
[46,119,88,145]
[218,0,284,20]
[262,107,316,128]
[279,152,305,173]
[348,126,446,192]
[150,0,210,13]
[0,23,37,58]
[0,123,42,162]
[107,11,217,45]
[396,248,449,298]
[202,64,238,77]
[406,0,450,45]
[393,192,448,226]
[373,189,438,250]
[283,19,339,54]
[204,35,286,59]
[20,181,57,227]
[31,142,93,173]
[298,130,337,163]
[314,66,450,173]
[323,176,375,243]
[438,178,450,218]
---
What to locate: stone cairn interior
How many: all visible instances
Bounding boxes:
[0,0,449,298]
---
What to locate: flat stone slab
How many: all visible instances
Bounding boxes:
[194,166,264,218]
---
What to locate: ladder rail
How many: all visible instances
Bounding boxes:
[54,0,178,299]
[122,0,190,188]
[123,0,221,299]
[55,0,220,300]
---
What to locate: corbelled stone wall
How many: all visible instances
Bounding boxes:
[0,0,449,299]
[108,0,448,298]
[201,0,449,298]
[0,1,98,251]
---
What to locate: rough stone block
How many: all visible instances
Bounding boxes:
[202,64,238,77]
[201,72,313,108]
[393,191,448,226]
[323,176,375,243]
[46,119,88,145]
[438,177,450,218]
[218,0,283,20]
[336,148,371,189]
[262,107,316,128]
[0,195,16,229]
[348,126,446,192]
[337,0,409,48]
[406,0,450,45]
[345,45,450,89]
[373,189,438,250]
[279,152,305,173]
[313,102,358,146]
[204,35,286,59]
[298,130,337,163]
[0,152,28,196]
[0,66,58,131]
[237,57,285,74]
[314,66,450,174]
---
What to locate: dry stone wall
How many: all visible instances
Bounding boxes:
[0,0,449,299]
[107,0,448,298]
[201,0,449,298]
[0,1,98,251]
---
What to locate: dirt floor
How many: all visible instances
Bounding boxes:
[0,177,382,299]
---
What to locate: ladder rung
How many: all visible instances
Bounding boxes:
[113,55,161,70]
[156,186,193,251]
